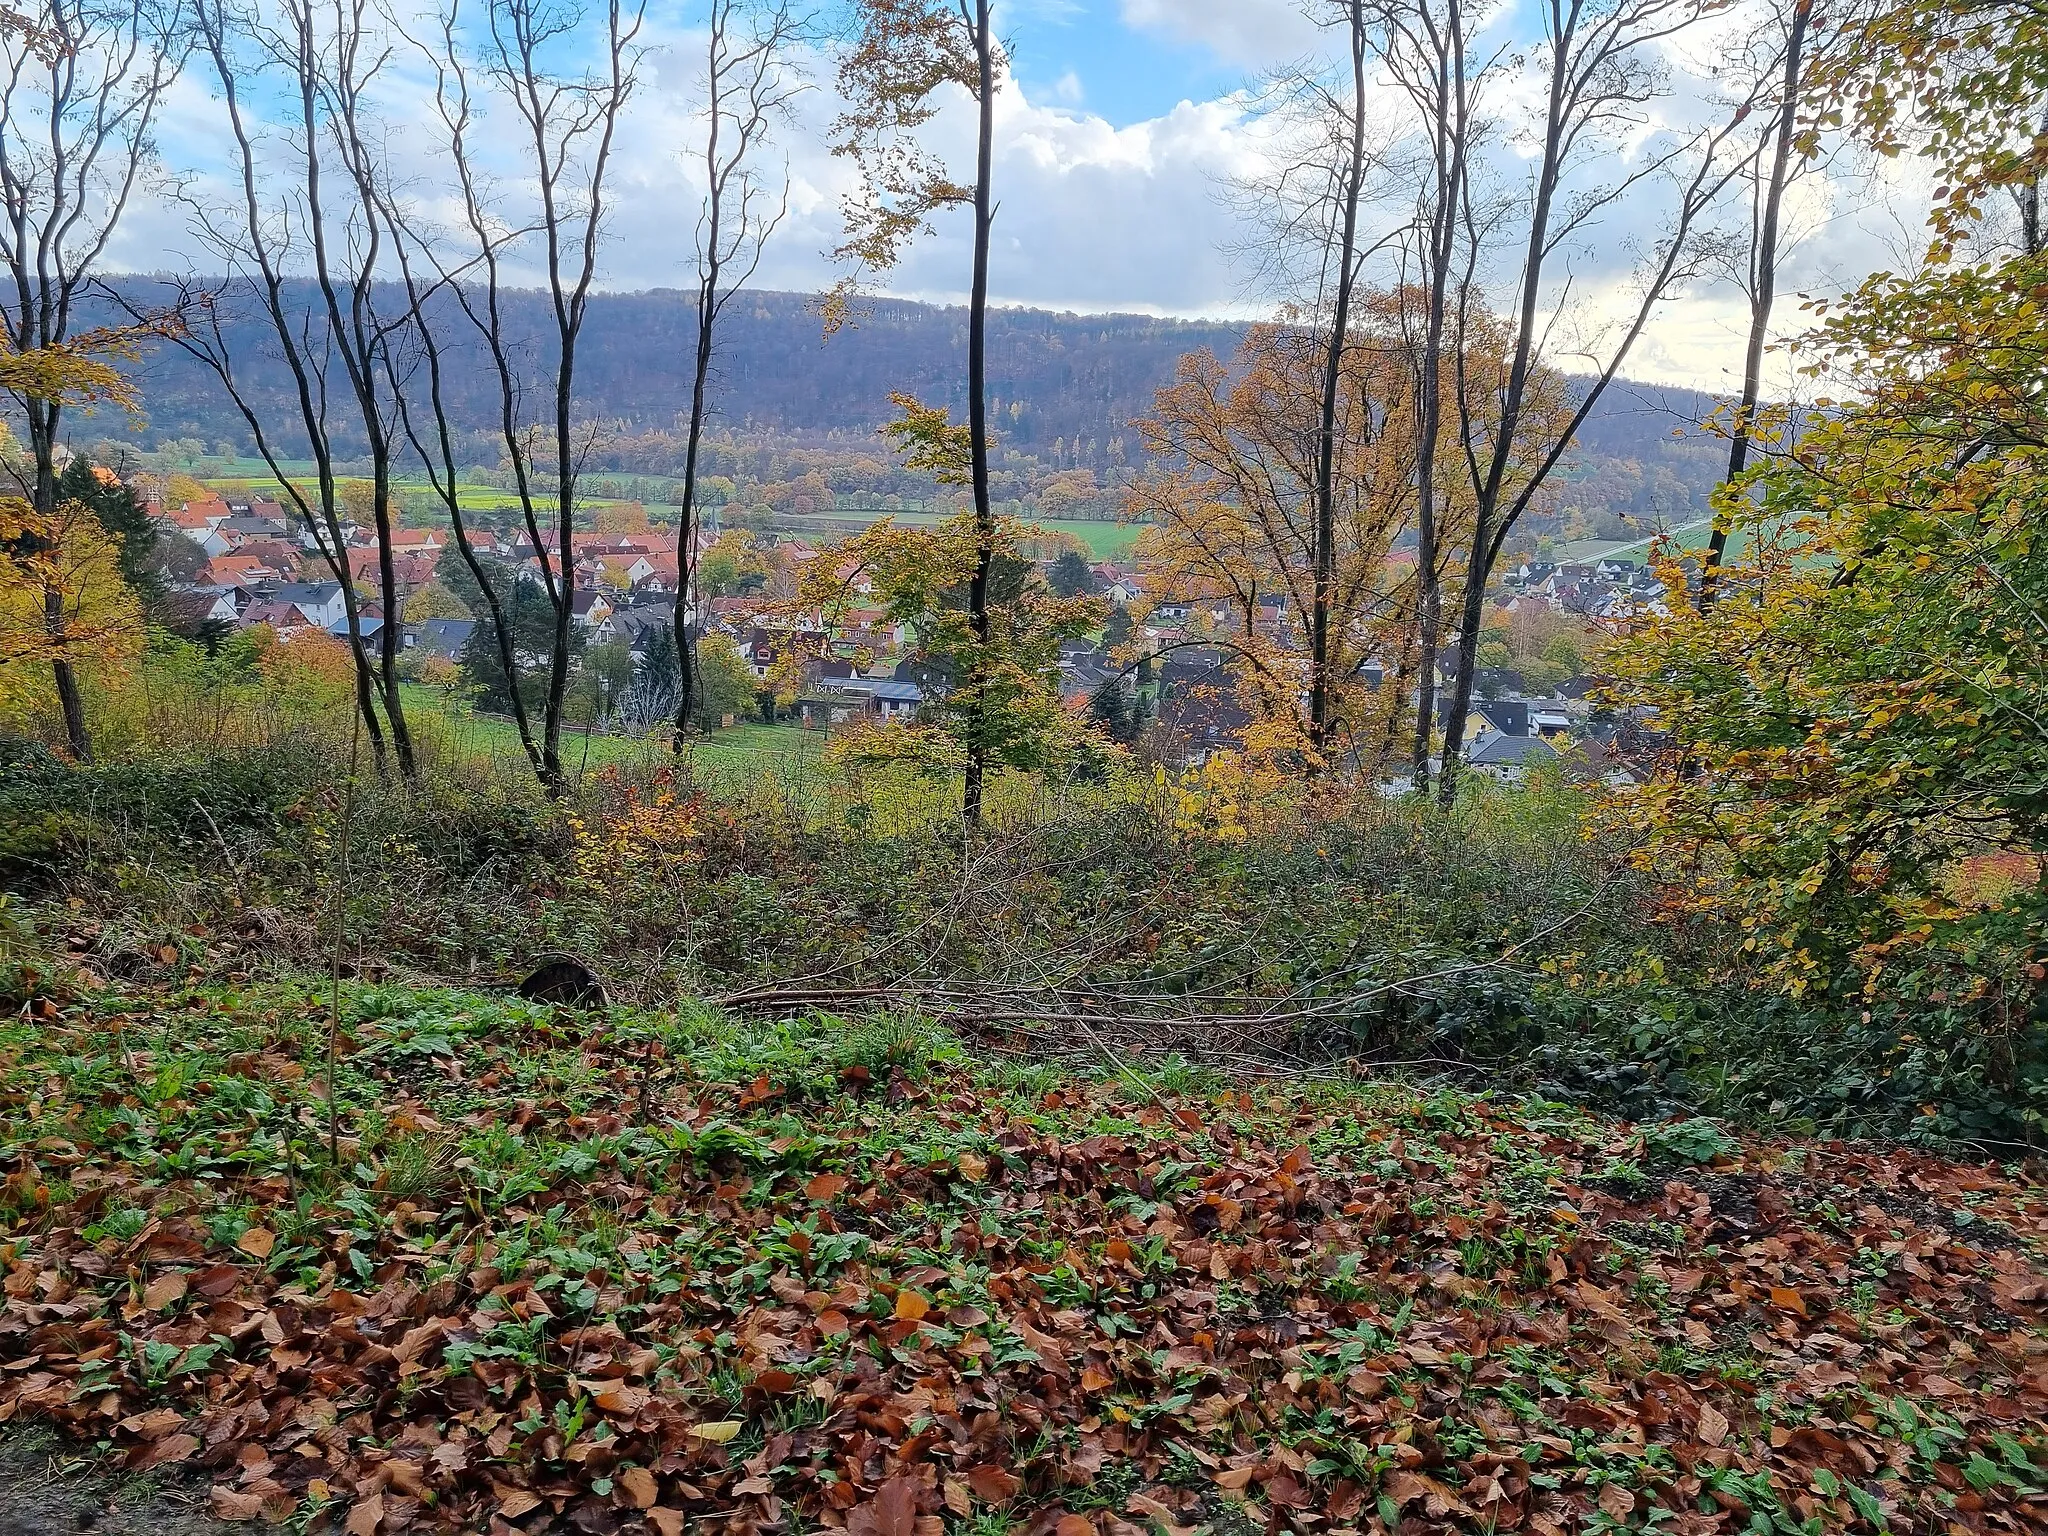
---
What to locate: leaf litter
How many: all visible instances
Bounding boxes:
[1,980,2045,1534]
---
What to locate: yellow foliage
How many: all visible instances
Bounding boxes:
[567,768,703,894]
[0,496,142,730]
[1159,753,1298,843]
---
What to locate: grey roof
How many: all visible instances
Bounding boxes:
[273,581,342,605]
[1468,730,1560,767]
[867,680,923,702]
[409,618,476,657]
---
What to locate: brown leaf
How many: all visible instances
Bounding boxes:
[1213,1467,1256,1492]
[1598,1484,1635,1520]
[495,1487,543,1518]
[1384,1471,1427,1507]
[1055,1517,1095,1536]
[806,1174,848,1201]
[343,1492,383,1535]
[894,1289,930,1322]
[619,1467,658,1509]
[965,1464,1020,1503]
[956,1153,988,1182]
[236,1227,276,1260]
[210,1488,265,1522]
[648,1512,687,1536]
[848,1474,921,1536]
[142,1271,188,1310]
[1698,1404,1730,1448]
[1769,1286,1808,1317]
[593,1384,649,1415]
[133,1434,200,1469]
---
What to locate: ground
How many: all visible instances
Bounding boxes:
[0,1425,231,1534]
[1,968,2045,1534]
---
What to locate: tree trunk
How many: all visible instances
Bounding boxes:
[1308,0,1369,776]
[961,0,996,829]
[1408,0,1465,794]
[27,399,92,761]
[674,167,724,744]
[1437,30,1570,808]
[1701,0,1808,609]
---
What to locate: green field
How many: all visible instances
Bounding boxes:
[402,686,824,788]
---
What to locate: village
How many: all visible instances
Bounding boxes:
[140,473,1670,784]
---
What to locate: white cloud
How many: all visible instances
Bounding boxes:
[99,0,1935,396]
[1118,0,1321,70]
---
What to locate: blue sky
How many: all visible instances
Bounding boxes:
[1004,2,1253,126]
[116,0,1921,391]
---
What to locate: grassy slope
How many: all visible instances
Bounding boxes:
[401,688,823,783]
[1,972,2044,1535]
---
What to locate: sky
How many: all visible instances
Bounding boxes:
[115,0,1934,396]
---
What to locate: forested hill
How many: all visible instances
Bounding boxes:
[107,281,1247,468]
[102,279,1729,525]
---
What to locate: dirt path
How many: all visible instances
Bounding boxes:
[0,1429,230,1536]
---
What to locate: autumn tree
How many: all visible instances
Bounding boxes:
[785,506,1102,784]
[1609,0,2048,1019]
[831,0,1002,823]
[1606,260,2048,1020]
[1130,296,1551,779]
[0,489,142,734]
[0,0,180,758]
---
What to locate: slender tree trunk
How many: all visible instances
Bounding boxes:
[1701,0,1808,609]
[674,127,725,743]
[296,4,413,778]
[961,0,995,829]
[26,397,90,760]
[1437,31,1569,808]
[1408,0,1464,793]
[673,273,717,737]
[1308,0,1368,776]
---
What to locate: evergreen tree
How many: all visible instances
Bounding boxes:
[57,457,160,605]
[1047,548,1097,598]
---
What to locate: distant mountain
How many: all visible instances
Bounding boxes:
[92,280,1731,531]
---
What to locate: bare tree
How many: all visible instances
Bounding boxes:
[832,0,1001,825]
[180,0,404,771]
[294,0,417,775]
[372,195,550,778]
[1358,0,1486,791]
[0,0,180,759]
[672,0,805,741]
[1700,0,1814,606]
[417,0,645,793]
[1431,0,1766,804]
[1302,0,1373,773]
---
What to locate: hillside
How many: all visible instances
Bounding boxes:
[99,281,1729,534]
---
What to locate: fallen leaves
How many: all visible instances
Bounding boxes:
[3,983,2047,1536]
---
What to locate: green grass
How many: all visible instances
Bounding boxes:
[401,685,824,787]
